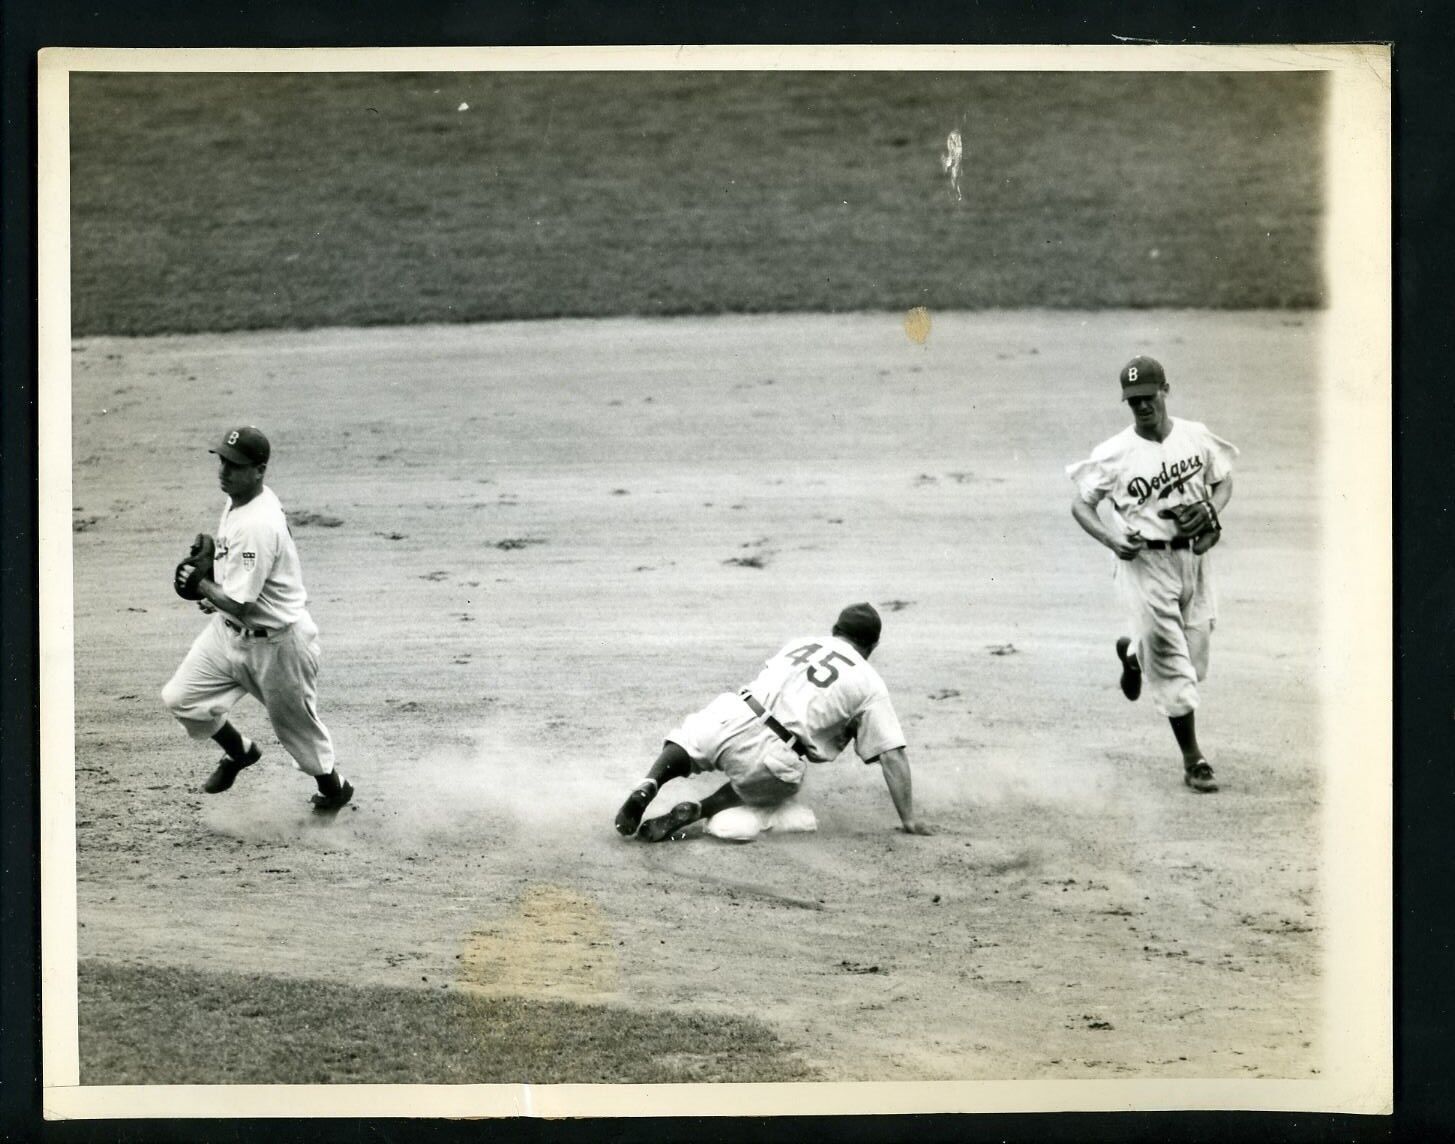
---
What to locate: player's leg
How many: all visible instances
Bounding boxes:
[615,742,693,836]
[1174,562,1218,792]
[1147,625,1200,718]
[1117,555,1200,718]
[1147,632,1211,787]
[1169,710,1203,765]
[621,693,758,837]
[700,783,744,820]
[1186,623,1212,682]
[640,780,742,842]
[162,619,246,737]
[1117,554,1215,790]
[212,722,253,759]
[648,741,804,844]
[1171,709,1218,792]
[1175,621,1217,790]
[204,721,264,793]
[161,620,255,792]
[253,620,350,811]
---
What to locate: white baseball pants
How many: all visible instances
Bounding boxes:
[1114,547,1217,717]
[162,612,336,777]
[666,691,807,804]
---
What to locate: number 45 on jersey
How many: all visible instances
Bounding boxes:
[784,643,855,688]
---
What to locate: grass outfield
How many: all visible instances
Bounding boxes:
[78,961,817,1085]
[70,70,1323,336]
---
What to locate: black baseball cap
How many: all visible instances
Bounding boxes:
[833,602,882,650]
[210,426,270,465]
[1119,356,1167,400]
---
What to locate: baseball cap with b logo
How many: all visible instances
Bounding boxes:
[1119,356,1166,400]
[210,425,271,465]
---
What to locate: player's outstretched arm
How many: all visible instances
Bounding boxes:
[1071,497,1143,561]
[875,747,934,835]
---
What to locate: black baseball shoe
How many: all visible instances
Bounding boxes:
[1183,758,1219,793]
[310,779,355,815]
[614,780,659,837]
[1115,637,1142,702]
[203,743,262,794]
[638,801,702,843]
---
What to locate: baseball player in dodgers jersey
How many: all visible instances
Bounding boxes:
[162,427,354,814]
[1067,357,1238,793]
[614,603,933,842]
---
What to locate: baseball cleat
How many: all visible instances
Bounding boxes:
[203,744,262,794]
[614,780,659,837]
[1115,637,1142,701]
[1183,759,1218,793]
[638,801,701,843]
[310,779,355,815]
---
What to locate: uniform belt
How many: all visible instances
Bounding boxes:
[739,690,812,759]
[1142,536,1192,551]
[223,618,272,638]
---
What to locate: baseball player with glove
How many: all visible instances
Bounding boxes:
[614,603,933,842]
[1066,357,1238,793]
[162,426,354,814]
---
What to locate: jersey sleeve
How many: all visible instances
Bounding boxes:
[1198,424,1239,484]
[218,517,279,604]
[1065,449,1116,507]
[852,692,907,762]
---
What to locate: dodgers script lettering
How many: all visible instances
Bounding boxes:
[1127,454,1204,503]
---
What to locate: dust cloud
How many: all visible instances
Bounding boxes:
[905,748,1119,816]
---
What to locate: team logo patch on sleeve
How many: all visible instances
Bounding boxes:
[241,551,257,571]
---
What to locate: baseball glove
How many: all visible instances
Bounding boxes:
[1158,500,1221,555]
[173,533,216,600]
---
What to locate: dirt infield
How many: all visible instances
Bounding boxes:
[70,308,1322,1082]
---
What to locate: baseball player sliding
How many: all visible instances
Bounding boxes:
[1067,357,1238,793]
[162,427,354,815]
[614,603,933,842]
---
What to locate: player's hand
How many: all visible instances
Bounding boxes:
[899,820,935,836]
[197,599,217,614]
[1109,530,1145,561]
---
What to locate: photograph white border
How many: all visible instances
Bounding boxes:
[38,42,1392,1120]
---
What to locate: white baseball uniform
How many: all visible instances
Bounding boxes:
[162,485,336,776]
[666,634,907,806]
[1067,417,1239,716]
